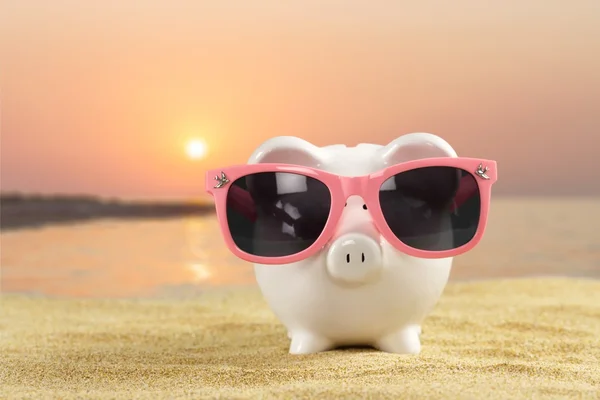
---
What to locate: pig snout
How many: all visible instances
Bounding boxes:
[326,233,382,284]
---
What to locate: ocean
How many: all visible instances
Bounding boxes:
[2,197,599,299]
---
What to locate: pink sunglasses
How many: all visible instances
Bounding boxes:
[205,157,497,265]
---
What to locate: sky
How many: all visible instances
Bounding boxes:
[1,0,599,199]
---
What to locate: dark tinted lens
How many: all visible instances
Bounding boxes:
[379,167,480,251]
[226,172,331,257]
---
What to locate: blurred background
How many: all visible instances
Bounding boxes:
[1,0,599,298]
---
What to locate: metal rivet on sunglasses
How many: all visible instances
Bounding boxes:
[214,171,230,188]
[475,163,490,180]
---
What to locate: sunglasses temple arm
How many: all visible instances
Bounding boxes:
[226,185,258,222]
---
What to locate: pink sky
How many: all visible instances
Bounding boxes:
[1,0,599,199]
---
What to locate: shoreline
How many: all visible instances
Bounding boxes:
[0,194,215,231]
[2,275,599,301]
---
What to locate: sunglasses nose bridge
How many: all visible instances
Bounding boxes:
[340,175,369,199]
[332,175,380,244]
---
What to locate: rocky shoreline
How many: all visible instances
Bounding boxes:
[0,194,215,231]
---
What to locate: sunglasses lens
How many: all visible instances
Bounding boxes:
[226,172,331,258]
[379,166,481,251]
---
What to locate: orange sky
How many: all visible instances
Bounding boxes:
[1,0,599,199]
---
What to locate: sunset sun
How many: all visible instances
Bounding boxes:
[185,139,208,160]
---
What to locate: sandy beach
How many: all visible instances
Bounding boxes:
[2,278,599,399]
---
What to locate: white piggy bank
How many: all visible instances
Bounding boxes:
[249,133,458,355]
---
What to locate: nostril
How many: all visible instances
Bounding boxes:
[362,204,367,210]
[361,253,365,262]
[346,254,350,263]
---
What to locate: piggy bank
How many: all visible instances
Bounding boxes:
[206,133,497,355]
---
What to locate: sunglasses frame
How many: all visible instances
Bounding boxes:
[205,157,497,264]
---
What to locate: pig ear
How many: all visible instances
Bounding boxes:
[377,132,458,165]
[247,136,325,167]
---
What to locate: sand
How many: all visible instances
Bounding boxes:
[1,278,599,399]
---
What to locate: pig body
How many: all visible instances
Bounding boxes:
[248,133,457,355]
